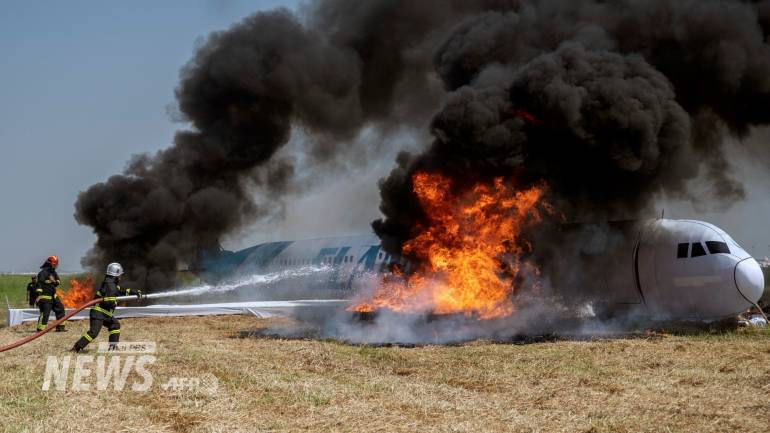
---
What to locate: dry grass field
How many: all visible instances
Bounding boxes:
[0,314,769,432]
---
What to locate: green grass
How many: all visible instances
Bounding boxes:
[0,274,32,308]
[0,274,35,328]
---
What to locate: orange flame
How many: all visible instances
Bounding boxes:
[58,275,95,308]
[351,172,547,319]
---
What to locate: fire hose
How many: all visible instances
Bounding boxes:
[0,294,144,353]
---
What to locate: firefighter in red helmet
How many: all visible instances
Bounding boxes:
[35,255,66,332]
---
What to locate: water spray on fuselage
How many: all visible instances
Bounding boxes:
[139,264,335,301]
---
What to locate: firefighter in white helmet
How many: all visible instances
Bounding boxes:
[71,262,142,352]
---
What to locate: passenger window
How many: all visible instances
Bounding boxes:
[677,243,688,258]
[705,241,730,254]
[691,242,707,257]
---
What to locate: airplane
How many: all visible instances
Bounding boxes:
[196,234,398,300]
[196,219,766,322]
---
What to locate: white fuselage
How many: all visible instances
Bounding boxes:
[201,219,764,321]
[636,219,764,320]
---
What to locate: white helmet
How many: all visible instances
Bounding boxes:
[106,262,124,277]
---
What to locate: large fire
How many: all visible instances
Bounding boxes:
[352,172,547,319]
[58,275,95,308]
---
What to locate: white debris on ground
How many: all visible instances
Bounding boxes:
[738,313,768,327]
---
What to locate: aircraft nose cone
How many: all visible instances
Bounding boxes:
[735,258,764,303]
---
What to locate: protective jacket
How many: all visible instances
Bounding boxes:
[91,276,136,317]
[35,265,60,301]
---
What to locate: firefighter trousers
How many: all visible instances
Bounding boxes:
[36,297,65,331]
[73,309,121,351]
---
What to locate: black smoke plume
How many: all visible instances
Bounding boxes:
[374,0,770,255]
[74,1,507,288]
[75,0,770,292]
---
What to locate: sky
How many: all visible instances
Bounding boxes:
[1,1,769,273]
[0,1,302,272]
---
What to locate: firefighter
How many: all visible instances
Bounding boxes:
[35,255,67,332]
[71,262,141,352]
[27,276,38,307]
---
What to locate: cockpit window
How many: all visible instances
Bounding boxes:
[705,241,730,254]
[677,243,689,258]
[691,242,707,257]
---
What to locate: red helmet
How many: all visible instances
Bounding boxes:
[46,255,59,267]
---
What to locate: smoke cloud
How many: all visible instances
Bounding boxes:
[374,0,770,254]
[76,0,770,297]
[75,1,493,288]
